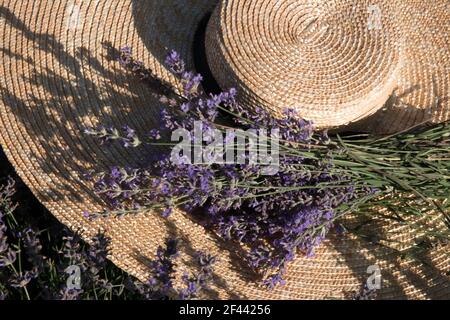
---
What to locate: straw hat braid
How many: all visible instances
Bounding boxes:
[352,0,450,134]
[206,0,405,128]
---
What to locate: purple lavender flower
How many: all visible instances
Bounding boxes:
[121,125,142,148]
[138,238,180,299]
[59,287,84,300]
[181,71,203,97]
[352,283,378,300]
[180,102,190,113]
[118,46,132,66]
[9,270,36,288]
[0,248,16,267]
[0,179,18,269]
[21,228,45,272]
[179,252,216,300]
[87,233,109,268]
[149,129,161,140]
[150,239,178,285]
[165,50,185,75]
[161,207,173,218]
[263,273,286,290]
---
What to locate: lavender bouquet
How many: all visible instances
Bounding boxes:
[84,48,450,288]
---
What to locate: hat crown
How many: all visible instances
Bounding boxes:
[205,0,404,128]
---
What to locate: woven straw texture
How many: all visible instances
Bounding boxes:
[205,0,405,128]
[0,0,449,299]
[351,0,450,134]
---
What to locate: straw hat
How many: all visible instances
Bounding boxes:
[0,0,448,299]
[205,0,405,128]
[351,0,450,134]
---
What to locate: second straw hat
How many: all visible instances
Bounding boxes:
[206,0,405,128]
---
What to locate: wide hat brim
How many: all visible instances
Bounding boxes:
[0,0,449,299]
